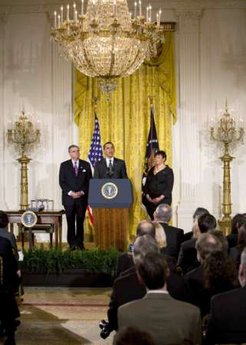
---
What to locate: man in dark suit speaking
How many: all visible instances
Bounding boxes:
[94,142,128,179]
[59,145,92,250]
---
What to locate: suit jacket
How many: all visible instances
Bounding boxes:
[229,245,242,268]
[94,158,127,179]
[116,252,134,277]
[226,233,238,248]
[184,231,193,241]
[0,237,20,320]
[117,292,201,345]
[160,222,184,259]
[0,227,19,262]
[107,266,146,331]
[108,264,186,331]
[143,165,174,204]
[184,265,238,317]
[59,159,92,206]
[177,237,199,274]
[0,237,19,292]
[205,286,246,344]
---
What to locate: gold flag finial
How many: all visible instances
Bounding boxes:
[92,96,99,112]
[225,98,228,113]
[148,96,154,106]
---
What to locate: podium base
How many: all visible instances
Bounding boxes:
[93,208,129,251]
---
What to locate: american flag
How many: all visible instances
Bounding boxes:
[87,114,103,225]
[88,114,103,169]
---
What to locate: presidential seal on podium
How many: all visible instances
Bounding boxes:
[101,182,118,200]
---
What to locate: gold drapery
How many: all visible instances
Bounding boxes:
[74,32,176,239]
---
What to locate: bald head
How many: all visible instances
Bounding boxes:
[133,234,159,266]
[196,233,222,262]
[136,220,155,238]
[154,204,172,223]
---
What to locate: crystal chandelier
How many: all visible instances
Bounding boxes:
[51,0,164,93]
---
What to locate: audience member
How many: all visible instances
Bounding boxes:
[185,233,238,317]
[229,222,246,268]
[116,220,155,277]
[177,213,217,274]
[117,252,201,345]
[205,247,246,344]
[0,211,19,263]
[153,221,167,254]
[114,326,156,345]
[227,213,246,249]
[0,237,20,345]
[209,229,228,255]
[184,207,210,241]
[154,204,184,260]
[106,235,159,333]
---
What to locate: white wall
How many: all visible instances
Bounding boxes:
[0,0,245,238]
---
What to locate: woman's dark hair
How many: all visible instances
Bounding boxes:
[237,223,246,249]
[193,207,209,220]
[154,150,166,160]
[209,229,228,255]
[0,210,9,228]
[204,250,238,290]
[198,213,217,233]
[231,214,246,235]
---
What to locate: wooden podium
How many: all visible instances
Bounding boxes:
[88,179,132,251]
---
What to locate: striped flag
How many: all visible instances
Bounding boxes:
[88,114,103,170]
[87,114,103,224]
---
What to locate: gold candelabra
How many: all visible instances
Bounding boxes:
[7,111,40,210]
[210,102,244,235]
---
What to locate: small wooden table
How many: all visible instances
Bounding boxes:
[6,210,65,249]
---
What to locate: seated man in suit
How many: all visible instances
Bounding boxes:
[116,220,155,277]
[103,234,186,339]
[184,233,237,317]
[153,204,184,260]
[117,252,201,345]
[205,247,246,344]
[177,213,217,274]
[106,235,159,334]
[94,141,128,179]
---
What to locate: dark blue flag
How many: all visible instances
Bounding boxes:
[143,106,159,177]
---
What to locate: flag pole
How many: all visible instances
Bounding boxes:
[92,96,99,114]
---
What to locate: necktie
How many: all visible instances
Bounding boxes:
[74,161,78,176]
[109,159,113,175]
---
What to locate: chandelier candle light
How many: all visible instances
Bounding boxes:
[51,0,164,93]
[210,102,244,235]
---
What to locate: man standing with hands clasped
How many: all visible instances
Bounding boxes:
[94,142,128,179]
[59,145,92,250]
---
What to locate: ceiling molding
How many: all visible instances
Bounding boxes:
[0,0,246,14]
